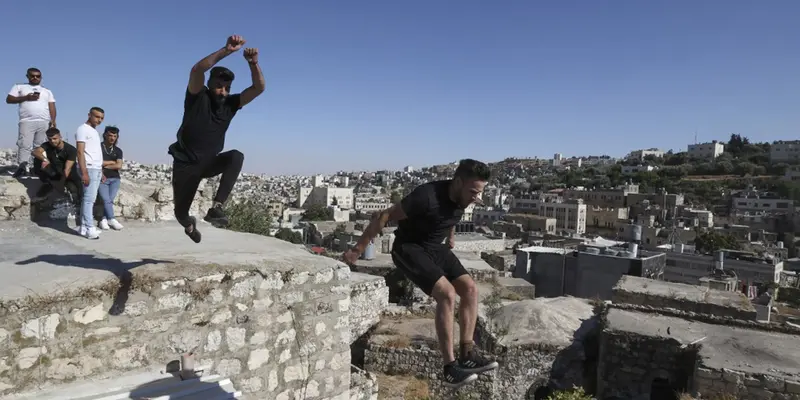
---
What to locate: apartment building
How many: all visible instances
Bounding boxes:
[354,198,391,213]
[538,199,587,234]
[509,193,558,214]
[298,186,355,209]
[472,207,507,226]
[562,184,638,208]
[770,140,800,163]
[784,165,800,182]
[687,141,725,159]
[655,249,783,285]
[503,213,556,234]
[586,206,629,231]
[679,208,714,228]
[627,192,685,215]
[626,148,665,161]
[621,165,658,175]
[730,188,794,216]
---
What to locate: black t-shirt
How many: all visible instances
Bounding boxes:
[394,180,464,248]
[101,144,123,179]
[174,88,241,161]
[38,141,77,170]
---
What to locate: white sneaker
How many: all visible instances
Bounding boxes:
[83,227,101,240]
[108,219,124,230]
[99,219,110,230]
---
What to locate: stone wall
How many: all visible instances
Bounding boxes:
[348,273,390,343]
[0,265,355,399]
[693,365,800,399]
[349,365,378,400]
[363,316,565,400]
[452,238,507,253]
[481,251,516,272]
[596,330,698,399]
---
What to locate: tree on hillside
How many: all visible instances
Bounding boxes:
[694,230,741,254]
[390,190,402,203]
[302,204,334,221]
[274,228,303,244]
[224,200,273,236]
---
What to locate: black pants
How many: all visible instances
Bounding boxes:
[171,149,244,228]
[391,242,470,295]
[33,162,83,208]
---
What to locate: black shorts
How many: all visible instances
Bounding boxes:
[391,242,469,295]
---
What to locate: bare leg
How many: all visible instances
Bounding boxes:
[452,275,479,355]
[430,277,457,364]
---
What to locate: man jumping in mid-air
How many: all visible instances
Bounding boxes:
[168,35,265,243]
[343,159,499,389]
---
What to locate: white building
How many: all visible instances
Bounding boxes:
[661,249,783,285]
[298,186,354,210]
[621,165,658,175]
[688,141,724,159]
[538,199,587,234]
[626,148,665,161]
[771,140,800,163]
[730,188,794,216]
[312,175,324,187]
[784,165,800,182]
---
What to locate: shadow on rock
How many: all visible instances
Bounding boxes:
[15,254,173,316]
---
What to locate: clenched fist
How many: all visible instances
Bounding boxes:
[243,48,259,64]
[226,35,246,52]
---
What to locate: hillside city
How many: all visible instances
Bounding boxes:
[2,134,800,400]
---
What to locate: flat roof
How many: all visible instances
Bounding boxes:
[614,276,755,312]
[606,308,800,380]
[517,246,569,255]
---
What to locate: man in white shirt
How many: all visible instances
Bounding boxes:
[75,107,105,240]
[5,67,57,178]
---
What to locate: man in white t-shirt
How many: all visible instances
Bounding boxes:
[5,67,57,178]
[75,107,105,240]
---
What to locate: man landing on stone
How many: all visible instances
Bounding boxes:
[30,128,82,212]
[342,159,499,389]
[168,35,266,243]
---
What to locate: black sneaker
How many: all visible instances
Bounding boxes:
[203,204,229,228]
[12,163,27,178]
[459,349,499,374]
[442,363,477,389]
[184,216,202,243]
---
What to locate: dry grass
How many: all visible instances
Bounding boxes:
[678,393,737,400]
[384,337,411,349]
[376,373,430,400]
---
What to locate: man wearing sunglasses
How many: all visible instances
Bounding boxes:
[167,35,266,243]
[6,67,57,178]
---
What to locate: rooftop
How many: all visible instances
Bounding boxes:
[353,251,496,273]
[606,308,800,380]
[613,276,755,312]
[0,220,342,302]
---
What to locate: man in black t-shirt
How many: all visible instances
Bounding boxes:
[30,128,82,208]
[342,159,499,389]
[167,35,265,243]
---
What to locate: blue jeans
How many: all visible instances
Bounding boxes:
[81,168,102,230]
[98,177,121,219]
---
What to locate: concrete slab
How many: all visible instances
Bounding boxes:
[606,308,800,380]
[0,220,345,302]
[613,275,754,311]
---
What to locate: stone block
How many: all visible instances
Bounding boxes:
[495,276,535,299]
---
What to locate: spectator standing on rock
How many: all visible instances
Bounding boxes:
[75,107,105,240]
[342,159,499,389]
[30,128,82,214]
[98,125,124,231]
[6,67,57,178]
[167,34,266,243]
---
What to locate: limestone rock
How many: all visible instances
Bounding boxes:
[0,177,30,219]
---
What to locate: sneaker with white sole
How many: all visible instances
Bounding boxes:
[82,227,101,240]
[108,219,124,230]
[99,219,110,230]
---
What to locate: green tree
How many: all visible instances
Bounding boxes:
[274,228,303,244]
[390,190,402,203]
[694,230,741,254]
[302,204,334,221]
[223,200,273,236]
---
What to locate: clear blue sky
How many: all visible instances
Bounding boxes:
[1,1,798,175]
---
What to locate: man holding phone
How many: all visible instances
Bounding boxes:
[5,67,58,178]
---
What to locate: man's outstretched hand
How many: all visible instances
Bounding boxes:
[226,35,246,52]
[244,48,259,64]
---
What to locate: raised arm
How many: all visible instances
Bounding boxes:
[238,48,265,108]
[188,35,246,94]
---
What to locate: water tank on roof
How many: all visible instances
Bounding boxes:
[362,241,376,260]
[628,224,642,242]
[778,241,784,249]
